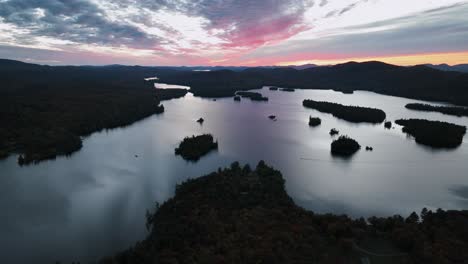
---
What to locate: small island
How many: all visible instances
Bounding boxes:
[331,136,361,156]
[308,116,321,127]
[384,121,392,129]
[405,103,468,117]
[303,99,386,123]
[174,134,218,161]
[395,119,466,148]
[281,88,295,92]
[236,91,268,101]
[103,162,468,264]
[330,128,339,136]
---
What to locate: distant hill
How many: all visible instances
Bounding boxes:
[0,58,45,70]
[2,58,468,105]
[290,63,318,70]
[157,60,468,106]
[424,63,468,73]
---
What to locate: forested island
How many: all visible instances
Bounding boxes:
[331,136,361,156]
[308,116,321,127]
[330,128,340,136]
[406,103,468,117]
[174,134,218,161]
[395,119,466,148]
[236,91,268,101]
[385,121,392,129]
[303,100,386,123]
[281,88,295,92]
[0,60,187,164]
[101,162,468,264]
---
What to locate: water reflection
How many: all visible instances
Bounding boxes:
[153,82,190,89]
[144,77,159,81]
[0,88,467,263]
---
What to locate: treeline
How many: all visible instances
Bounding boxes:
[101,162,468,264]
[406,103,468,117]
[0,60,187,164]
[303,99,386,123]
[395,119,466,148]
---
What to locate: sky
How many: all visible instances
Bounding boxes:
[0,0,467,66]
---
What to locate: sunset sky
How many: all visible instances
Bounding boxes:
[0,0,467,66]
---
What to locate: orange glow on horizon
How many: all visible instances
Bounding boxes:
[275,51,468,66]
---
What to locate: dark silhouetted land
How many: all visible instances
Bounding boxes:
[330,128,340,136]
[174,134,218,161]
[236,91,268,101]
[157,61,468,106]
[406,103,468,117]
[281,87,295,92]
[101,162,468,264]
[309,116,321,127]
[331,136,361,156]
[395,119,466,148]
[0,59,187,164]
[303,100,386,123]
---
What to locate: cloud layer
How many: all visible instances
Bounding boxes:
[0,0,467,65]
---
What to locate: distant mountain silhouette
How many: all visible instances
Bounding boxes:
[295,63,318,69]
[424,63,468,73]
[2,59,468,105]
[0,59,45,70]
[157,60,468,105]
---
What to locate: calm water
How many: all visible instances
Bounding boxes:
[1,87,468,263]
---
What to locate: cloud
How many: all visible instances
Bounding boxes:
[242,3,468,64]
[0,0,157,48]
[0,0,467,65]
[97,0,315,49]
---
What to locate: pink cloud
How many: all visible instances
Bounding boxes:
[222,15,311,49]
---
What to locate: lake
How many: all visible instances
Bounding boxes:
[1,87,468,264]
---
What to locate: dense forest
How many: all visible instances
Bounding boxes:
[406,103,468,117]
[0,59,187,164]
[395,119,466,148]
[303,100,386,123]
[101,162,468,264]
